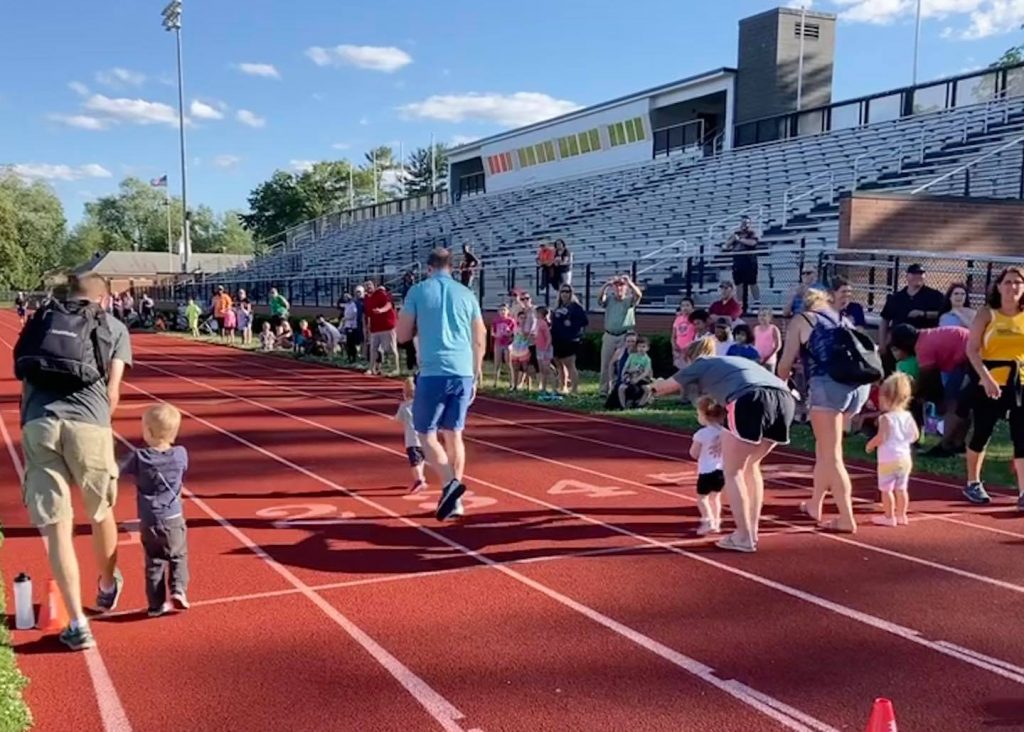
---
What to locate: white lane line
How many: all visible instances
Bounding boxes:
[0,414,133,732]
[108,433,473,732]
[123,376,836,732]
[152,350,1024,597]
[131,357,1024,693]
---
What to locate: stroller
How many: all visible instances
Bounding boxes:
[199,312,219,335]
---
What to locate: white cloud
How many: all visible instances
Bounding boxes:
[68,81,89,96]
[331,142,351,150]
[236,109,266,128]
[83,94,180,127]
[290,159,317,172]
[95,67,146,88]
[399,92,581,127]
[5,162,112,182]
[213,154,241,169]
[190,99,225,120]
[49,114,110,131]
[305,44,412,72]
[785,0,812,6]
[450,134,479,146]
[831,0,1023,37]
[236,62,280,79]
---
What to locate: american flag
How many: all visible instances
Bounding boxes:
[150,174,168,188]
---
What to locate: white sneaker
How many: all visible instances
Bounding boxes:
[696,521,715,536]
[871,516,898,528]
[449,498,465,519]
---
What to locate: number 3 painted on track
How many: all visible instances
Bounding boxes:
[547,479,635,498]
[403,490,497,512]
[256,503,355,529]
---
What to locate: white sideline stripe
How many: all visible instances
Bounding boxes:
[154,350,1024,598]
[107,434,472,732]
[123,376,835,732]
[132,357,1024,692]
[0,414,133,732]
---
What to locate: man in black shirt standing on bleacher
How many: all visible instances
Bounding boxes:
[723,217,760,312]
[878,263,945,367]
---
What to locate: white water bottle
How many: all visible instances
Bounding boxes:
[13,573,34,630]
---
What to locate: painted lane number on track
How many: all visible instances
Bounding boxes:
[403,490,497,512]
[548,479,635,498]
[256,503,356,529]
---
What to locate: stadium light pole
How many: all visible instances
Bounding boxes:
[912,0,923,86]
[162,0,190,274]
[796,4,807,111]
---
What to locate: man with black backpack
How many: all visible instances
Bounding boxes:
[14,274,132,650]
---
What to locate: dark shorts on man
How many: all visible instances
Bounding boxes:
[406,446,425,467]
[215,316,226,333]
[412,376,475,433]
[553,340,579,360]
[726,387,795,445]
[732,254,758,286]
[270,314,285,329]
[696,469,725,496]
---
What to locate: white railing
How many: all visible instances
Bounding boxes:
[910,132,1024,195]
[781,170,835,227]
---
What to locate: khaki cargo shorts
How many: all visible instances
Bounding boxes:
[21,417,118,526]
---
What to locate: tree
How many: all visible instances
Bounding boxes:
[992,25,1024,67]
[405,143,449,196]
[84,177,169,252]
[0,173,67,288]
[238,171,307,243]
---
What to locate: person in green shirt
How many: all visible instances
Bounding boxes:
[598,274,642,396]
[895,355,920,382]
[268,287,290,333]
[185,297,201,337]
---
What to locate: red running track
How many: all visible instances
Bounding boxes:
[2,317,1024,731]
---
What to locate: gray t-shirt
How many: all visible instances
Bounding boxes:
[20,313,132,427]
[672,356,788,405]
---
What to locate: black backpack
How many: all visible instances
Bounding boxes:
[803,311,883,386]
[14,300,112,390]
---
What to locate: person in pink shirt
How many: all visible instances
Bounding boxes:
[534,306,557,400]
[491,304,516,388]
[709,281,743,321]
[753,308,782,372]
[889,323,970,457]
[671,298,697,369]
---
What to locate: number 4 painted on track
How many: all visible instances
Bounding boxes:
[547,479,635,498]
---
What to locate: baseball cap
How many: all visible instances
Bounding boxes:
[906,263,925,275]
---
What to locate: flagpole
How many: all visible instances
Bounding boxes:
[348,165,354,210]
[165,181,172,276]
[796,4,807,111]
[373,149,379,205]
[912,0,923,86]
[399,141,405,197]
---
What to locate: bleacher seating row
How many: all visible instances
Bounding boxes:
[211,95,1024,311]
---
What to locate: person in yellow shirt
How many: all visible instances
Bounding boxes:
[964,266,1024,507]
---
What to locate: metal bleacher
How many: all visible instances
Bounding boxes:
[211,94,1024,311]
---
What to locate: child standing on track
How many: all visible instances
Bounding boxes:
[396,378,427,492]
[510,311,533,392]
[535,306,556,400]
[185,297,201,337]
[491,304,515,388]
[866,372,919,527]
[691,396,726,535]
[119,403,190,617]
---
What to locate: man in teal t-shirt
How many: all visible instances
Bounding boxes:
[397,248,486,521]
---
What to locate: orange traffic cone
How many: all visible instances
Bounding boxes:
[36,579,68,633]
[864,698,897,732]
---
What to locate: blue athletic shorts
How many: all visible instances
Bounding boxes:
[412,376,475,434]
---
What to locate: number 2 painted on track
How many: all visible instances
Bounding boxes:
[256,503,355,529]
[547,479,635,498]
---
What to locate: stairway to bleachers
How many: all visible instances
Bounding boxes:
[213,95,1024,311]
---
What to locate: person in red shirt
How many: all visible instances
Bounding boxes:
[364,281,400,376]
[890,324,970,457]
[708,281,743,321]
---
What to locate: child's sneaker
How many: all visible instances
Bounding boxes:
[148,603,172,618]
[59,620,95,650]
[448,498,465,519]
[410,478,427,494]
[963,481,991,505]
[696,520,716,536]
[871,516,898,527]
[896,514,909,526]
[171,593,190,611]
[96,568,124,613]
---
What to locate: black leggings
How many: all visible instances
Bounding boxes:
[968,384,1024,458]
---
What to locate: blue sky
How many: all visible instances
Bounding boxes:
[3,0,1021,226]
